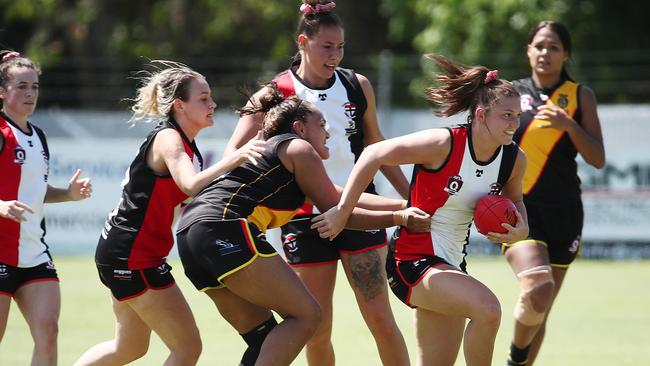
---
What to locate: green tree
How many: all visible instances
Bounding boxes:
[380,0,650,103]
[0,0,397,108]
[2,0,648,106]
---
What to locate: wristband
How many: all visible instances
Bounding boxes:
[393,211,408,227]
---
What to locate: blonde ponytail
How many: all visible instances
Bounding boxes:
[128,61,203,125]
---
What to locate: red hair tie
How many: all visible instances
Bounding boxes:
[300,2,336,14]
[484,70,499,84]
[2,51,21,63]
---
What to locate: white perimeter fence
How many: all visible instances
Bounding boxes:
[36,105,650,258]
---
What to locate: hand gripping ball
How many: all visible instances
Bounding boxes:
[473,195,518,235]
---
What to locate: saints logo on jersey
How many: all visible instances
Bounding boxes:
[489,182,503,195]
[283,233,299,253]
[343,102,358,136]
[343,102,357,119]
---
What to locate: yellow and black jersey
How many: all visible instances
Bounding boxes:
[177,133,306,233]
[513,77,583,204]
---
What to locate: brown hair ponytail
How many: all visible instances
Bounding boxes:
[425,54,519,122]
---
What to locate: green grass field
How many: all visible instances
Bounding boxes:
[2,256,649,365]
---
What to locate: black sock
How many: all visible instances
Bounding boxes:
[239,315,278,366]
[239,347,257,366]
[507,343,530,366]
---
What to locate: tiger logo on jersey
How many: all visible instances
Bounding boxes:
[520,94,534,112]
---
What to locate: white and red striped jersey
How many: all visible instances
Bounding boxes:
[274,65,377,215]
[0,112,51,267]
[395,125,518,270]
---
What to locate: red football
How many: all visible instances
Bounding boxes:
[474,195,518,235]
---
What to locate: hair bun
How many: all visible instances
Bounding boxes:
[257,83,286,112]
[1,51,21,63]
[484,70,499,84]
[300,1,336,14]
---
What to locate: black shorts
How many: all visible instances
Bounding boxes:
[177,219,278,291]
[0,261,59,297]
[385,238,450,308]
[503,199,583,267]
[281,215,387,266]
[96,262,175,301]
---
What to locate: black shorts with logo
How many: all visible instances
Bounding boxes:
[385,233,452,308]
[281,215,387,265]
[503,198,583,267]
[96,262,175,301]
[0,261,59,297]
[176,219,278,291]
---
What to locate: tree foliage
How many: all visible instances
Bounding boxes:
[380,0,650,103]
[1,0,648,107]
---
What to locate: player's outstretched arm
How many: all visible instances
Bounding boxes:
[45,169,92,203]
[155,129,266,197]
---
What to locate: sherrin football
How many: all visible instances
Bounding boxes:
[473,194,518,235]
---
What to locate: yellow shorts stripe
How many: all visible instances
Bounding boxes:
[199,284,225,292]
[217,254,259,284]
[501,239,548,254]
[214,219,279,285]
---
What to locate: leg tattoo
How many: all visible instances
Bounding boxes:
[349,250,385,302]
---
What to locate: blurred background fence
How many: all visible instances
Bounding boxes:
[33,50,650,110]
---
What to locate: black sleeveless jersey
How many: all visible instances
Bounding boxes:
[513,77,582,204]
[96,118,203,269]
[177,133,306,233]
